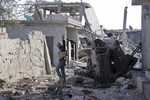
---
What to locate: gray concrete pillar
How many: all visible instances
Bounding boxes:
[142,5,150,70]
[43,9,46,19]
[57,4,61,14]
[79,4,83,21]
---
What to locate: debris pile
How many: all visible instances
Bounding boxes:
[0,74,146,100]
[78,34,141,84]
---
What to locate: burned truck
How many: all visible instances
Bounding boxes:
[86,37,140,84]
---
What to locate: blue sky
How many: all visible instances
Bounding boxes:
[21,0,141,29]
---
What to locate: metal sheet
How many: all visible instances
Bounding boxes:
[84,7,102,36]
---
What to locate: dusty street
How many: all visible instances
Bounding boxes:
[0,64,147,100]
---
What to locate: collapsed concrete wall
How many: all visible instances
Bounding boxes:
[8,25,66,66]
[0,28,47,84]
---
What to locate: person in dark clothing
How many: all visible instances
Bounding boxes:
[56,35,66,83]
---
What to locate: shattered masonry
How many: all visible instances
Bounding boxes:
[0,27,46,84]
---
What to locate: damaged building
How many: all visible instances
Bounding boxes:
[132,0,150,99]
[0,28,49,83]
[0,0,149,100]
[8,0,103,66]
[0,0,104,84]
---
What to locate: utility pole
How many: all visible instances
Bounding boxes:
[121,6,128,51]
[79,0,83,21]
[123,6,128,30]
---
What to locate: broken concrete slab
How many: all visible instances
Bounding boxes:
[144,82,150,100]
[0,30,52,84]
[145,71,150,80]
[131,70,144,85]
[0,79,8,89]
[136,76,150,92]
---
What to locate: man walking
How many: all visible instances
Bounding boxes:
[56,35,66,83]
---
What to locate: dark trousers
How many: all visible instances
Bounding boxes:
[56,59,66,82]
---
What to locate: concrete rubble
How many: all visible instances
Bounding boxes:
[0,28,49,84]
[0,27,147,100]
[0,65,147,100]
[78,35,141,84]
[0,0,149,99]
[0,0,148,98]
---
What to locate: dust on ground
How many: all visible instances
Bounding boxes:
[0,62,147,100]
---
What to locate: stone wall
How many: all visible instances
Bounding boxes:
[8,25,66,66]
[0,28,46,84]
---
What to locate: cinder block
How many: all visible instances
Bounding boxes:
[144,83,150,100]
[145,71,150,80]
[136,76,150,92]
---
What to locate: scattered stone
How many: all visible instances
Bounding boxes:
[0,79,8,89]
[84,78,94,84]
[66,93,72,98]
[82,89,93,94]
[18,78,33,84]
[103,90,106,94]
[83,84,94,88]
[71,96,84,100]
[79,56,88,62]
[84,95,97,100]
[115,89,121,93]
[126,83,136,89]
[115,77,126,85]
[72,76,84,86]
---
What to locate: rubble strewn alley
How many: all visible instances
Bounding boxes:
[0,0,150,100]
[0,62,147,100]
[0,27,147,99]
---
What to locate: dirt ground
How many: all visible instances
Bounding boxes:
[0,64,147,100]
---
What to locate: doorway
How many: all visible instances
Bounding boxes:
[46,36,54,65]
